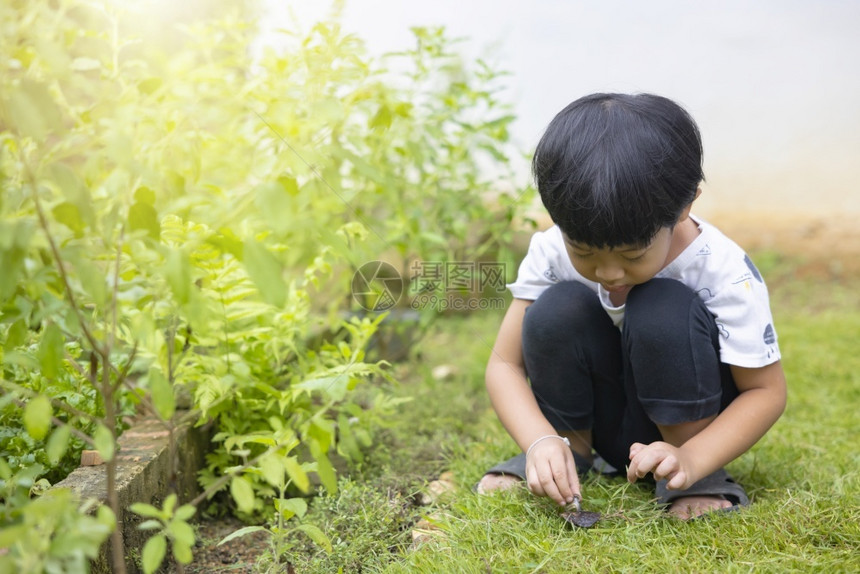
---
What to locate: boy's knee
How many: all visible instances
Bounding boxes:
[625,279,705,336]
[523,282,605,345]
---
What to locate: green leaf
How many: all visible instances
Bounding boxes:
[259,453,285,489]
[46,424,71,464]
[253,181,294,235]
[142,534,167,574]
[47,163,94,223]
[172,540,193,564]
[0,244,25,302]
[163,493,177,516]
[130,502,163,520]
[242,240,286,307]
[283,456,310,494]
[336,414,363,464]
[230,476,256,514]
[148,367,175,420]
[294,523,332,553]
[369,104,392,131]
[308,418,334,450]
[310,442,337,495]
[4,78,63,140]
[129,201,161,240]
[217,526,267,546]
[4,319,28,351]
[134,186,157,205]
[52,201,85,235]
[137,519,162,531]
[23,395,52,441]
[293,375,348,401]
[173,504,196,522]
[206,229,244,260]
[165,249,192,305]
[70,253,107,305]
[37,322,64,379]
[166,520,195,547]
[278,497,307,520]
[137,78,162,95]
[93,424,115,462]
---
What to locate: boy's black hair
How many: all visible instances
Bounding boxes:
[532,93,704,248]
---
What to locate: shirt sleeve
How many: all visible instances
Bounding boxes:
[707,255,781,368]
[507,227,584,301]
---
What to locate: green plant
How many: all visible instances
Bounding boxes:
[1,1,530,571]
[217,484,333,574]
[195,314,402,521]
[130,494,196,574]
[0,460,114,574]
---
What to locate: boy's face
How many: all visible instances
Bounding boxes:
[562,226,675,301]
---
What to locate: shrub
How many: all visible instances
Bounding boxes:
[0,1,529,571]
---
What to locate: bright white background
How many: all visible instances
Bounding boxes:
[264,0,860,216]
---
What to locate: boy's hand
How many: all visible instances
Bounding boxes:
[525,439,581,506]
[627,441,694,490]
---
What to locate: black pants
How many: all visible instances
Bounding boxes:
[523,279,738,473]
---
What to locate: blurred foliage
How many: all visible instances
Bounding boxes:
[0,0,529,571]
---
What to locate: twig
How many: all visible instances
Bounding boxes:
[26,179,107,359]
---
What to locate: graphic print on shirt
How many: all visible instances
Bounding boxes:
[543,266,559,282]
[744,254,763,282]
[696,287,714,299]
[731,272,753,292]
[763,323,775,345]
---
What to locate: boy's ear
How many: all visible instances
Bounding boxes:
[678,187,702,222]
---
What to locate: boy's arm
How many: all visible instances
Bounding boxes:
[485,298,581,505]
[627,360,787,489]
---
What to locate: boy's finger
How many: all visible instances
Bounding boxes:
[565,454,581,503]
[550,457,575,505]
[628,442,646,459]
[539,477,563,505]
[627,451,658,482]
[626,460,640,483]
[666,472,687,490]
[654,457,679,481]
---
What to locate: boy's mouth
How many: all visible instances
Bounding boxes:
[602,284,631,294]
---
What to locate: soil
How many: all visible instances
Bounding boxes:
[705,211,860,278]
[182,516,272,573]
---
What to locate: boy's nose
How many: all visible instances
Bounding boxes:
[595,265,624,282]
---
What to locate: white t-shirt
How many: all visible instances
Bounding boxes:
[508,216,781,369]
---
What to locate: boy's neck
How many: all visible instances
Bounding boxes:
[665,216,701,267]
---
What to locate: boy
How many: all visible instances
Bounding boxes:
[478,93,786,519]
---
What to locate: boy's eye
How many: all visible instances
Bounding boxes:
[572,251,592,259]
[622,253,646,262]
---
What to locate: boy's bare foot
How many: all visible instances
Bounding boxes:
[475,473,521,494]
[668,494,733,520]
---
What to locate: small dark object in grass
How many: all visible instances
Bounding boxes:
[562,509,602,528]
[562,495,602,529]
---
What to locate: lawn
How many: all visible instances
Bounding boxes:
[288,252,860,574]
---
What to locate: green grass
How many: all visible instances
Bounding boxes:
[290,265,860,573]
